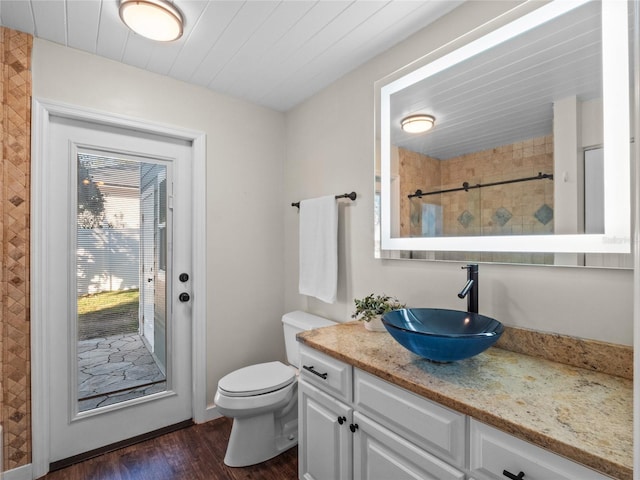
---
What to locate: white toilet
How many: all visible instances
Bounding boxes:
[214,311,336,467]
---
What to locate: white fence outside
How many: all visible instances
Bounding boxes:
[77,228,140,295]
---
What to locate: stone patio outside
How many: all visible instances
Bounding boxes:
[78,333,166,412]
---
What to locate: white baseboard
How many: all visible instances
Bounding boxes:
[3,464,32,480]
[201,405,222,423]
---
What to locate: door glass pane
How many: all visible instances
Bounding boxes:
[77,153,168,412]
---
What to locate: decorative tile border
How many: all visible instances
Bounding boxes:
[492,206,512,227]
[0,27,32,471]
[534,203,553,225]
[457,209,473,228]
[496,326,633,380]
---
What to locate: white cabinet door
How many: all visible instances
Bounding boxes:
[353,412,465,480]
[299,380,353,480]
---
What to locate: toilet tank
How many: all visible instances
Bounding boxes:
[282,311,336,367]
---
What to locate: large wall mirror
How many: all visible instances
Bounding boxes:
[375,0,633,267]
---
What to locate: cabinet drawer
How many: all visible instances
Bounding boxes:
[470,419,612,480]
[354,369,466,468]
[300,345,352,403]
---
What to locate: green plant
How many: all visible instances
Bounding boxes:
[351,294,405,322]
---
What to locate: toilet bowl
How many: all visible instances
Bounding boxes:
[215,311,336,467]
[215,361,298,467]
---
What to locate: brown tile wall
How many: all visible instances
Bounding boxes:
[0,28,32,471]
[398,135,555,264]
[397,148,440,237]
[440,135,554,236]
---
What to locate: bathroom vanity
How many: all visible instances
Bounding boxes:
[297,322,632,480]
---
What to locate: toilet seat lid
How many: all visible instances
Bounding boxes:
[218,361,296,397]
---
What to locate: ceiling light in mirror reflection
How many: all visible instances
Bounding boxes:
[401,114,435,134]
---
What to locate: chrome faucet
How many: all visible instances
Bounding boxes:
[458,264,478,313]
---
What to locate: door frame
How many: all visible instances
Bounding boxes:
[31,98,208,478]
[141,184,157,352]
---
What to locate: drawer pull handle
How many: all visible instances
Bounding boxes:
[503,470,525,480]
[349,423,359,433]
[302,365,328,379]
[337,416,347,425]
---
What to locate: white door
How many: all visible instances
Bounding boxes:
[45,114,193,464]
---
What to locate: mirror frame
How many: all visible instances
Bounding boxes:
[378,0,631,254]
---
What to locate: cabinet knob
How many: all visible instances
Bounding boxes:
[349,423,359,433]
[503,470,525,480]
[337,416,346,425]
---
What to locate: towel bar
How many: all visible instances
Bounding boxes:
[291,192,356,208]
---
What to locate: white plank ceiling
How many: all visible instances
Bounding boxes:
[0,0,463,111]
[390,1,604,160]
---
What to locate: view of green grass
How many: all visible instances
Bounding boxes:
[78,289,139,314]
[78,289,140,340]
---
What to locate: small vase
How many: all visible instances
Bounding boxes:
[364,315,386,332]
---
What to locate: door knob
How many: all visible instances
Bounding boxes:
[147,278,153,282]
[179,292,190,302]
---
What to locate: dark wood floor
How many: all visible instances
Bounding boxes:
[40,417,298,480]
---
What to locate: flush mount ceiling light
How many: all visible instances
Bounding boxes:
[119,0,184,42]
[401,114,435,134]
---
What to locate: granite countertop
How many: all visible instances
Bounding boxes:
[297,322,633,480]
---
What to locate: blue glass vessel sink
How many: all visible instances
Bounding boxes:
[382,308,504,362]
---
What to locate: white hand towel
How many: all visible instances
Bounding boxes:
[299,195,338,304]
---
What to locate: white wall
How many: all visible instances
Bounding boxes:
[32,39,287,407]
[284,1,633,345]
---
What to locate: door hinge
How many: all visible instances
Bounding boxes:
[168,195,174,210]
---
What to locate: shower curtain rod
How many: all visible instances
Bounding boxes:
[292,191,357,208]
[408,172,553,199]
